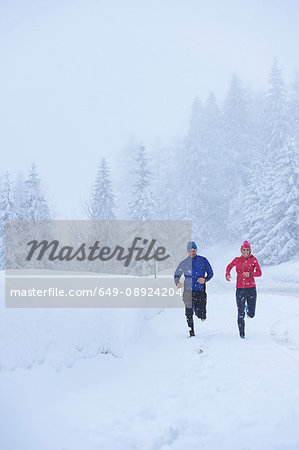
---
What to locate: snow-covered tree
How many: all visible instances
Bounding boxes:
[12,173,26,220]
[222,75,252,183]
[84,158,116,220]
[151,140,177,220]
[290,72,299,140]
[21,163,51,220]
[188,97,205,139]
[0,172,14,268]
[129,145,154,220]
[200,93,226,242]
[176,93,227,244]
[248,60,293,263]
[202,92,223,153]
[264,59,290,151]
[240,156,265,245]
[222,75,254,238]
[171,98,208,241]
[256,136,298,263]
[115,137,140,219]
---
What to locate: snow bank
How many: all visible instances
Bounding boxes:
[271,316,299,351]
[0,272,160,371]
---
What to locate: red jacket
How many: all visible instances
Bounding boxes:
[226,254,262,288]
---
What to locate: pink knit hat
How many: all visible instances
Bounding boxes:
[241,240,251,251]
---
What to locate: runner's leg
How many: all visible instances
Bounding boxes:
[236,288,246,337]
[246,287,257,318]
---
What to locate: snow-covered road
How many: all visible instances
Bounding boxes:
[1,284,299,450]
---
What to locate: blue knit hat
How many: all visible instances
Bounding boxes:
[187,241,197,251]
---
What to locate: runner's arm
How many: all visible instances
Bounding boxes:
[174,262,184,286]
[204,258,214,282]
[226,258,237,278]
[251,258,262,277]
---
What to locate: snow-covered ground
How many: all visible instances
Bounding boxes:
[1,256,299,450]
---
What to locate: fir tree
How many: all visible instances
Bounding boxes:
[257,137,298,263]
[85,159,116,220]
[223,75,253,238]
[174,136,203,241]
[290,72,299,140]
[222,74,251,183]
[264,59,290,150]
[115,137,140,219]
[177,93,226,244]
[251,60,292,263]
[21,163,51,220]
[12,173,26,220]
[129,145,154,220]
[0,172,14,268]
[189,97,205,140]
[200,93,226,242]
[240,155,265,245]
[152,141,177,220]
[173,99,207,241]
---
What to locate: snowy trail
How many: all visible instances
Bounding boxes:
[1,289,299,450]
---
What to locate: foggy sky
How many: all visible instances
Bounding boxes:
[0,0,298,218]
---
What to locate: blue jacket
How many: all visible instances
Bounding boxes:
[174,255,214,291]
